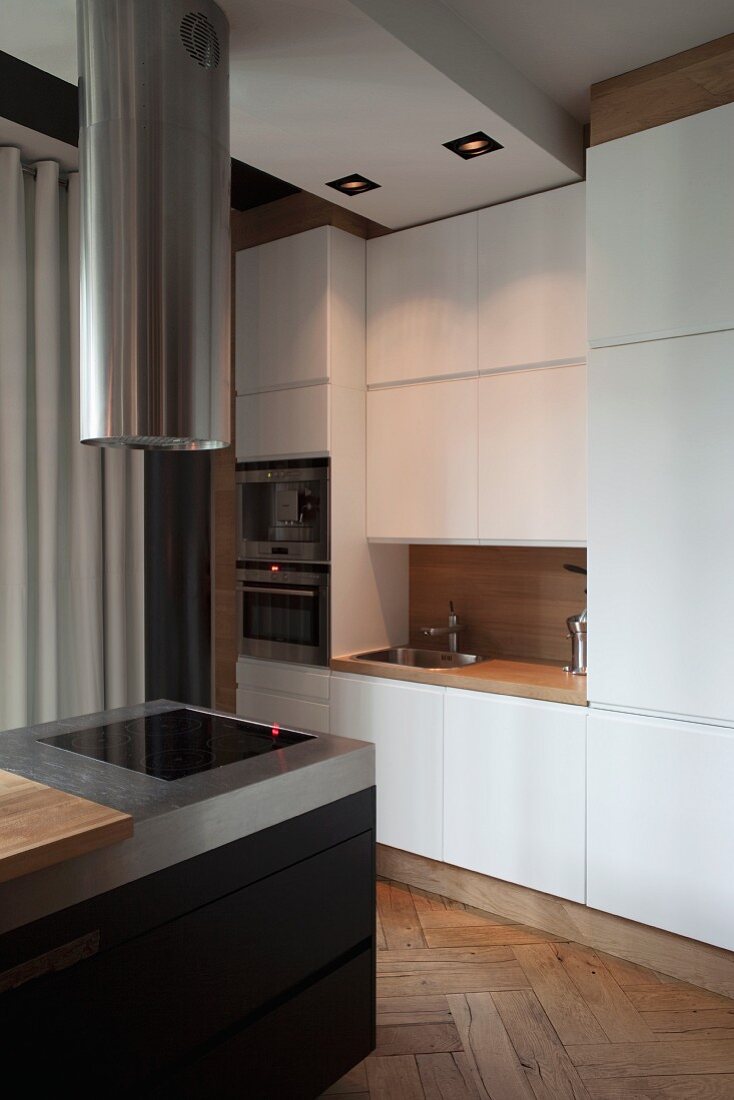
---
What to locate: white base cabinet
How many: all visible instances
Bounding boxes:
[587,709,734,953]
[444,691,587,903]
[331,673,444,860]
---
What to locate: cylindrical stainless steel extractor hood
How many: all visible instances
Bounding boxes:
[77,0,230,449]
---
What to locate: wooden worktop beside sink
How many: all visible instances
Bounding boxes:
[331,653,587,706]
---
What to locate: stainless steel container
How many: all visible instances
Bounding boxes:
[78,0,230,449]
[565,613,588,676]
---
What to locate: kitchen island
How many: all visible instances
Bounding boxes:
[0,700,375,1098]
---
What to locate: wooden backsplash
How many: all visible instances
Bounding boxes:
[409,545,587,664]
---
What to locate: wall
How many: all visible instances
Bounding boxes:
[409,545,587,664]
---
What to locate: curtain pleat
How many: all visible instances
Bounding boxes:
[0,148,29,729]
[32,161,62,720]
[0,149,144,731]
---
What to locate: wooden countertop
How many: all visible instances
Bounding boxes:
[0,770,133,885]
[331,654,587,706]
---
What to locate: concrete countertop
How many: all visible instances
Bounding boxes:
[331,654,587,707]
[0,699,374,935]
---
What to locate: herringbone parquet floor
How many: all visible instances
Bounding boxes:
[323,879,734,1099]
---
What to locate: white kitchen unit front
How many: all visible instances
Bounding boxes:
[587,709,734,952]
[444,691,587,903]
[587,102,734,348]
[235,384,330,462]
[367,378,479,542]
[236,657,331,735]
[478,182,586,374]
[366,212,478,387]
[588,330,734,724]
[235,226,365,394]
[330,673,443,860]
[478,364,587,544]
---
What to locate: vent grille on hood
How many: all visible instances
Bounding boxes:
[180,11,221,69]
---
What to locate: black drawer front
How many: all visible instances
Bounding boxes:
[158,947,374,1100]
[0,831,373,1089]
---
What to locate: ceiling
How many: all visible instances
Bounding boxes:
[439,0,734,122]
[0,0,730,227]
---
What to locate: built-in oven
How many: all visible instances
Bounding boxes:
[237,459,329,562]
[237,563,330,667]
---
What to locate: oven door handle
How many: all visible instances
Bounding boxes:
[238,585,316,599]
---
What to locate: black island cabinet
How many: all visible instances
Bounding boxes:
[0,787,376,1098]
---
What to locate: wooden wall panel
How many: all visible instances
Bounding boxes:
[591,33,734,146]
[409,545,587,665]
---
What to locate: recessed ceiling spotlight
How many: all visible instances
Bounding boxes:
[326,173,380,196]
[443,131,503,160]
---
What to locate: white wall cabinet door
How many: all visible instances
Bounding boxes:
[444,691,586,902]
[235,385,329,461]
[367,378,478,541]
[235,227,365,394]
[478,365,586,543]
[236,228,329,393]
[588,103,734,347]
[587,710,734,952]
[588,331,734,723]
[330,673,444,859]
[478,183,586,373]
[366,212,478,387]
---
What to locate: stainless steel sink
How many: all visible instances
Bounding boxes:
[353,647,490,670]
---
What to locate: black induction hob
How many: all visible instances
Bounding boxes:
[38,708,315,782]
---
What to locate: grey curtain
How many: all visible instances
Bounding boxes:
[0,147,144,731]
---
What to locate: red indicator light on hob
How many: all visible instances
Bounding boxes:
[270,565,280,572]
[271,723,280,738]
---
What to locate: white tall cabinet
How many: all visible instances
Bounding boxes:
[588,330,734,724]
[587,710,734,952]
[588,103,734,348]
[585,102,734,952]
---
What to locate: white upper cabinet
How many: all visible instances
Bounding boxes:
[444,691,587,903]
[588,103,734,347]
[588,330,734,724]
[366,213,478,387]
[367,378,478,541]
[330,673,444,860]
[478,183,586,373]
[235,226,365,394]
[478,364,587,543]
[235,385,329,462]
[587,710,734,952]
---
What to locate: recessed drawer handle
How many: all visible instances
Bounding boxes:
[0,930,100,993]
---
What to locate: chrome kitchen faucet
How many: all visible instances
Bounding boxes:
[422,601,461,653]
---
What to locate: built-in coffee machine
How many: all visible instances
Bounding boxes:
[237,459,329,562]
[237,459,330,666]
